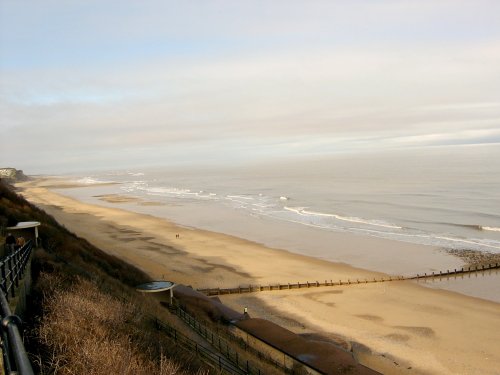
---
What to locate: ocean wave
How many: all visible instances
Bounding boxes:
[283,206,307,215]
[276,206,500,252]
[404,221,500,234]
[252,203,275,208]
[284,207,402,229]
[445,223,500,233]
[121,183,218,200]
[481,226,500,232]
[76,177,114,185]
[227,195,254,200]
[147,187,195,195]
[435,236,500,251]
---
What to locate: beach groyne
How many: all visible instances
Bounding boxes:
[197,263,500,296]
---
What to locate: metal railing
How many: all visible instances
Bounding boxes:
[174,307,269,374]
[115,292,253,374]
[153,317,250,374]
[1,241,33,301]
[0,241,35,375]
[170,304,288,374]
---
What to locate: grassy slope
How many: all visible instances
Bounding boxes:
[0,179,208,375]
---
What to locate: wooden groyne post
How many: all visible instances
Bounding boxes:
[196,263,500,296]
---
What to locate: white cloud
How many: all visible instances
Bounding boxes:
[1,1,500,172]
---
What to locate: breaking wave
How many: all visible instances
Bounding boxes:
[76,177,115,185]
[106,176,500,253]
[480,226,500,232]
[284,207,403,229]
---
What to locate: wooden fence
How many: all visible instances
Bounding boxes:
[197,263,500,296]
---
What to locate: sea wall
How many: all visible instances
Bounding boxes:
[230,325,322,375]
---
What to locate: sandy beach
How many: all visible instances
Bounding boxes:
[16,178,500,375]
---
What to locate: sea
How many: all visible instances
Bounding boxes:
[56,145,500,301]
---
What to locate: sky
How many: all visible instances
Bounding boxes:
[1,0,500,174]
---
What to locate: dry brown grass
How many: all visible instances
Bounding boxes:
[1,180,213,374]
[32,273,207,375]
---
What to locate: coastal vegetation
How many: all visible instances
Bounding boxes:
[0,177,209,374]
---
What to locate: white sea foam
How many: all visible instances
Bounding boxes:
[284,207,402,229]
[435,236,500,251]
[85,155,499,256]
[76,177,113,185]
[252,203,275,208]
[481,226,500,232]
[283,206,308,216]
[227,195,254,200]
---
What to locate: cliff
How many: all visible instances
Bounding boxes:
[0,168,29,182]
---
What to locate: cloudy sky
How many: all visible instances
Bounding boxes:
[1,1,500,173]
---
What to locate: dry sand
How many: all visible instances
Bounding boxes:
[16,178,500,375]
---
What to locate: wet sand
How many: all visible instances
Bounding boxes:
[16,178,500,375]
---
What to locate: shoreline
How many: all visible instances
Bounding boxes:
[16,178,500,374]
[26,177,467,277]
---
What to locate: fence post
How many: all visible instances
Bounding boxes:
[9,256,15,298]
[1,262,6,294]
